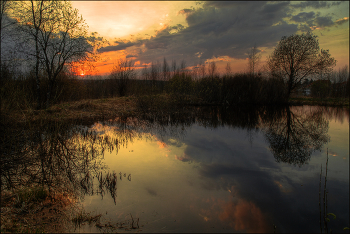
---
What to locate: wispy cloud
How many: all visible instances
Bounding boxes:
[98,40,145,53]
[335,17,349,25]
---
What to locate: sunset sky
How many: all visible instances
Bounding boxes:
[71,1,349,76]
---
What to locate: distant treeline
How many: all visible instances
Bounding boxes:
[1,61,349,112]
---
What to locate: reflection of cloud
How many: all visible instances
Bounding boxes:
[90,122,119,135]
[145,187,157,196]
[328,150,338,157]
[219,199,270,233]
[195,195,271,233]
[274,180,292,193]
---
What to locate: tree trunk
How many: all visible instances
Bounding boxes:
[287,72,294,99]
[35,29,41,110]
[46,79,54,109]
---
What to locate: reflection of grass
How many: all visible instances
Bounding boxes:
[0,187,73,233]
[1,185,141,233]
[319,149,350,233]
[71,209,141,232]
[14,187,48,208]
[289,97,349,107]
[71,210,102,227]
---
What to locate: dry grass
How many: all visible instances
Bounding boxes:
[5,96,139,127]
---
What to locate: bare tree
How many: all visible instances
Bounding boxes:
[208,61,217,78]
[268,32,336,99]
[199,61,206,79]
[162,57,169,82]
[0,0,15,39]
[225,62,232,77]
[172,60,177,77]
[1,0,24,79]
[248,44,261,76]
[9,1,92,108]
[109,59,135,97]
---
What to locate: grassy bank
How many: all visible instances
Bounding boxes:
[3,94,348,126]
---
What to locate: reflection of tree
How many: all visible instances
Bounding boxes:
[1,118,119,201]
[263,106,330,166]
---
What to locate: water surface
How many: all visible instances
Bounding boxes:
[74,106,349,233]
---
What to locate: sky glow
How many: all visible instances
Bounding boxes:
[71,1,349,76]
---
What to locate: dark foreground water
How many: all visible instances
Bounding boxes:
[71,105,349,233]
[2,105,348,233]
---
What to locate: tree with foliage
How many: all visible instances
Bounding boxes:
[268,32,336,99]
[9,0,93,109]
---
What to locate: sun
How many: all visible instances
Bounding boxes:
[80,72,85,77]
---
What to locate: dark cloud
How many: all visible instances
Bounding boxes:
[204,1,268,9]
[137,2,298,65]
[314,16,334,27]
[98,40,144,53]
[291,1,342,9]
[298,24,312,32]
[291,12,315,22]
[291,12,347,30]
[126,54,138,58]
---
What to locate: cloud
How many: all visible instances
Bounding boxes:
[291,12,316,23]
[126,54,138,58]
[291,1,342,9]
[291,12,347,31]
[178,8,194,15]
[98,40,144,53]
[136,2,298,65]
[335,17,349,25]
[175,153,192,162]
[96,1,345,68]
[314,16,334,27]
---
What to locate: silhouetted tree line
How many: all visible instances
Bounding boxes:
[308,66,350,99]
[2,60,348,113]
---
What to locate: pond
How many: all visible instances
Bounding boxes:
[2,105,349,233]
[73,105,349,233]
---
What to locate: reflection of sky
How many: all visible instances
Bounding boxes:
[78,110,349,233]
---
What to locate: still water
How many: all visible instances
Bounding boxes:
[70,105,349,233]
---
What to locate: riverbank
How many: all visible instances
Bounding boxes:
[5,95,348,124]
